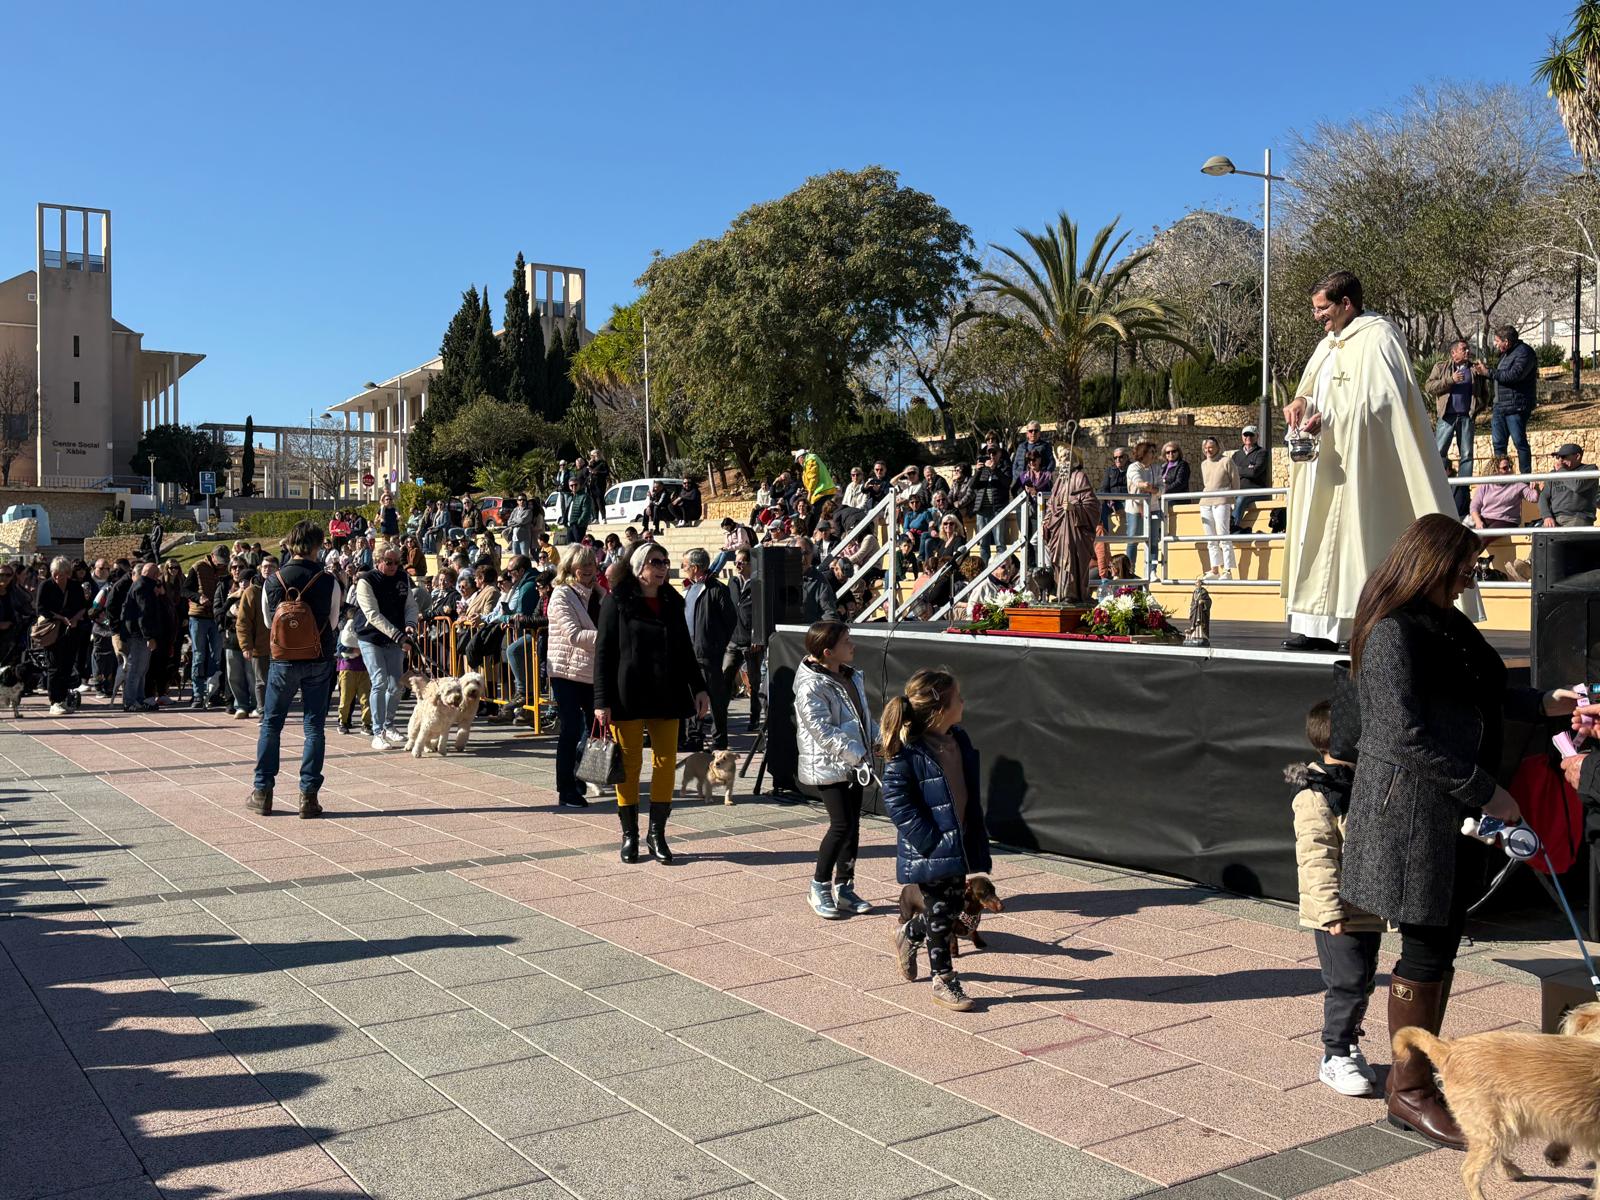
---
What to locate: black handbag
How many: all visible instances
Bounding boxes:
[576,721,626,786]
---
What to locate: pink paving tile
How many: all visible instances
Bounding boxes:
[533,892,652,928]
[655,857,745,881]
[688,869,809,903]
[477,868,597,902]
[1139,1014,1324,1089]
[1445,979,1545,1021]
[1357,1141,1582,1198]
[1165,942,1323,979]
[1192,917,1322,962]
[1014,1024,1192,1086]
[1296,1183,1387,1200]
[586,873,704,904]
[865,980,1051,1033]
[1156,974,1328,1041]
[732,973,903,1031]
[642,892,757,928]
[825,1012,1025,1082]
[1083,1117,1270,1186]
[246,856,336,881]
[943,1059,1177,1147]
[652,943,807,991]
[1074,916,1229,961]
[583,913,720,955]
[1117,1064,1363,1151]
[780,939,901,988]
[714,913,853,957]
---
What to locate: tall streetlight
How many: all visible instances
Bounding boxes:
[147,454,157,501]
[1201,151,1284,444]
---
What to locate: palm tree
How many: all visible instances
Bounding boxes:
[1536,0,1600,168]
[971,212,1190,427]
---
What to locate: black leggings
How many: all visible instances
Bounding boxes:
[1394,843,1479,983]
[905,875,965,976]
[810,780,863,885]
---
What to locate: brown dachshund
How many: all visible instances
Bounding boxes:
[898,876,1003,959]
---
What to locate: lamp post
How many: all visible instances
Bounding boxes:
[1201,151,1284,444]
[147,454,156,501]
[642,319,652,478]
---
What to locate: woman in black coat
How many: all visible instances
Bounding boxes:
[593,541,709,865]
[1343,513,1574,1147]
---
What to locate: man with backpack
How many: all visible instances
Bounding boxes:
[249,521,341,819]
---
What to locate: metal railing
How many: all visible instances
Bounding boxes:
[416,615,544,732]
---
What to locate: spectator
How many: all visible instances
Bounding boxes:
[1539,443,1598,528]
[1011,419,1052,481]
[793,448,839,532]
[1100,447,1129,533]
[812,519,839,564]
[183,548,227,710]
[334,612,372,737]
[861,461,891,505]
[1425,339,1487,488]
[565,476,596,544]
[800,544,840,622]
[725,548,761,731]
[218,560,257,719]
[1476,325,1537,474]
[149,517,165,562]
[378,491,400,541]
[495,554,544,717]
[1231,425,1270,534]
[644,481,671,534]
[709,517,754,576]
[1469,456,1537,532]
[900,493,932,570]
[504,495,535,558]
[250,520,342,818]
[972,447,1010,565]
[920,465,950,503]
[670,477,703,527]
[683,547,738,750]
[933,513,968,564]
[547,546,601,807]
[969,555,1021,610]
[353,544,420,752]
[0,562,30,666]
[842,466,870,509]
[1198,437,1239,580]
[947,462,975,523]
[909,550,955,620]
[1123,441,1156,572]
[119,562,163,713]
[587,448,610,514]
[1155,441,1191,496]
[594,542,710,865]
[328,511,351,551]
[1017,449,1053,502]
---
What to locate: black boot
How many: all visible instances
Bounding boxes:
[298,791,322,819]
[645,803,673,864]
[618,806,640,864]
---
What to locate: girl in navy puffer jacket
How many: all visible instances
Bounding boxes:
[880,668,992,1012]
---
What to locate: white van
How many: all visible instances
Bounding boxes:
[599,478,681,524]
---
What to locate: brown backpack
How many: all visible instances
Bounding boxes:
[269,586,323,661]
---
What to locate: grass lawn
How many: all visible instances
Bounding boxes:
[165,538,235,570]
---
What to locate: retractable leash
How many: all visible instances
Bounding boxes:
[1466,811,1600,998]
[854,762,878,789]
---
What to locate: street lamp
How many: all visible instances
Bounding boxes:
[147,454,157,501]
[1200,151,1285,445]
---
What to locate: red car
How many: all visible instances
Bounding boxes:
[477,496,504,527]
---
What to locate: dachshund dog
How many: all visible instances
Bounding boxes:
[898,876,1004,959]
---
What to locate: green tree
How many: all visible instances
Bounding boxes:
[572,301,650,464]
[544,321,575,422]
[131,424,232,491]
[1536,0,1600,167]
[501,253,545,415]
[468,286,503,403]
[240,415,255,496]
[410,287,492,489]
[639,165,975,479]
[971,212,1191,425]
[436,397,559,469]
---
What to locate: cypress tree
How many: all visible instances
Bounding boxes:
[240,416,255,496]
[466,286,503,402]
[544,322,573,423]
[501,253,537,413]
[410,287,483,487]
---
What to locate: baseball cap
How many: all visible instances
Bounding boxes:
[1241,425,1258,435]
[1554,443,1583,458]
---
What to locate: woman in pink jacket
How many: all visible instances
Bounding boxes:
[548,546,601,807]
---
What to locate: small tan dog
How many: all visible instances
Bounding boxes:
[678,749,738,804]
[404,676,463,757]
[1393,1000,1600,1200]
[449,670,486,752]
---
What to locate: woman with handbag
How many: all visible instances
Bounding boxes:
[548,546,601,808]
[593,542,710,864]
[38,556,88,715]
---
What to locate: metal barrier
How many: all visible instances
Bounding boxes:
[414,614,544,732]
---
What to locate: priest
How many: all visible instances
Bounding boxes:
[1280,271,1478,652]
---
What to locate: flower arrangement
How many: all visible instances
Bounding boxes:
[1082,586,1180,640]
[958,600,1009,633]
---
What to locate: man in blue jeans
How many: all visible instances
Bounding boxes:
[1477,325,1537,474]
[249,521,342,818]
[494,554,542,719]
[183,547,227,708]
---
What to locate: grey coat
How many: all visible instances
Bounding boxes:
[1340,603,1540,926]
[793,658,871,787]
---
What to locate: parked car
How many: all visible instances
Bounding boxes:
[601,478,681,525]
[477,496,504,527]
[542,491,563,526]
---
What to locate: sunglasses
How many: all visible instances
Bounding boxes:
[643,558,670,568]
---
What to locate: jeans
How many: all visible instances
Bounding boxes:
[1314,928,1381,1056]
[708,549,731,576]
[902,875,965,976]
[226,648,255,714]
[974,511,1002,564]
[358,640,405,732]
[809,780,863,885]
[122,635,151,709]
[253,659,335,795]
[1123,509,1145,573]
[551,675,594,804]
[507,633,535,698]
[611,717,678,808]
[1434,410,1474,475]
[1491,407,1531,475]
[188,617,220,702]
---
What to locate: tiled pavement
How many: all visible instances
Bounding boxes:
[1,699,1596,1199]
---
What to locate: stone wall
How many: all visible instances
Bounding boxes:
[84,535,146,564]
[0,488,116,541]
[0,519,38,560]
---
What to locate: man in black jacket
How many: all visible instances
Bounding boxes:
[972,447,1011,564]
[723,548,762,731]
[119,562,163,712]
[682,548,738,750]
[1477,325,1538,474]
[800,544,840,622]
[1231,426,1271,534]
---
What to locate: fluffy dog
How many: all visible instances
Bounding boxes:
[404,676,464,757]
[1393,1001,1600,1200]
[898,876,1004,959]
[0,661,41,718]
[449,670,486,752]
[678,749,739,804]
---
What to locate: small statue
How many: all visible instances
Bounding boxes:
[1185,579,1212,647]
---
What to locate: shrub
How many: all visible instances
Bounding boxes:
[1118,366,1172,411]
[1172,355,1262,407]
[92,514,200,538]
[237,509,327,538]
[1536,342,1568,367]
[815,425,928,480]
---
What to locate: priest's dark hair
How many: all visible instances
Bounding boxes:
[1311,270,1363,312]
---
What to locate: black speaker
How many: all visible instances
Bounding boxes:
[752,545,804,646]
[1531,534,1600,690]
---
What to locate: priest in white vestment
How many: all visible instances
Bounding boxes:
[1280,272,1480,651]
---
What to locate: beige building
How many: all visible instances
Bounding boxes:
[0,205,202,488]
[329,261,589,489]
[223,442,315,501]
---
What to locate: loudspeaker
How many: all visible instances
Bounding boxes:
[1530,534,1600,690]
[752,545,804,646]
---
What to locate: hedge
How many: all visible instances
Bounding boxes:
[236,509,327,538]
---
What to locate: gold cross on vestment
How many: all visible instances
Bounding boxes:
[1329,369,1352,387]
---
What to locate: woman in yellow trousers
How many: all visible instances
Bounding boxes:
[593,542,710,863]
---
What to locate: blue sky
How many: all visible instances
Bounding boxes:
[4,1,1566,428]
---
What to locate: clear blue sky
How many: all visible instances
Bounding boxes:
[4,1,1564,428]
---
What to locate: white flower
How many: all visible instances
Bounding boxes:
[1111,594,1135,614]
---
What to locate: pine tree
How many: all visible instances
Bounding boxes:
[240,416,255,496]
[501,253,537,413]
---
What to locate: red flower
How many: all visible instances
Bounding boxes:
[971,602,987,620]
[1145,611,1164,629]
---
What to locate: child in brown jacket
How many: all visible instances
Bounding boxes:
[1289,696,1384,1098]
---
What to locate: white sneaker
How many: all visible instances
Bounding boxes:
[48,703,68,716]
[1319,1053,1376,1097]
[370,734,392,751]
[382,727,406,747]
[1348,1045,1378,1085]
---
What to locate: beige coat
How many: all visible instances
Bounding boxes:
[547,583,597,684]
[1289,763,1384,933]
[1423,357,1489,421]
[236,581,270,659]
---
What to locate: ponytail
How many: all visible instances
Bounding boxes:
[879,668,956,757]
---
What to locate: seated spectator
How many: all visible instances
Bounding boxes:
[749,478,775,524]
[670,477,703,526]
[861,460,891,504]
[901,493,932,564]
[908,551,955,620]
[1540,443,1598,528]
[1469,456,1538,533]
[934,513,968,564]
[969,555,1021,610]
[812,520,839,563]
[709,518,754,575]
[645,482,671,534]
[843,527,882,585]
[842,466,870,509]
[921,465,950,502]
[893,464,924,503]
[800,544,840,622]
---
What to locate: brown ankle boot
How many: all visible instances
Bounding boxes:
[1385,975,1464,1149]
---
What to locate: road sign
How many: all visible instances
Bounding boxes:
[362,472,375,487]
[199,471,216,496]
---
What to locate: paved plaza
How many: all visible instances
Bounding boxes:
[1,699,1595,1200]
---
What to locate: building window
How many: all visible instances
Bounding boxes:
[73,381,80,404]
[72,335,79,358]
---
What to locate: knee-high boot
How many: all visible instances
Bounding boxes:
[1385,975,1464,1149]
[618,805,639,864]
[645,803,673,864]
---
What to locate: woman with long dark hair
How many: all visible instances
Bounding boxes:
[1343,513,1574,1147]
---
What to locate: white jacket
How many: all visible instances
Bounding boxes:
[547,583,597,684]
[793,658,871,787]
